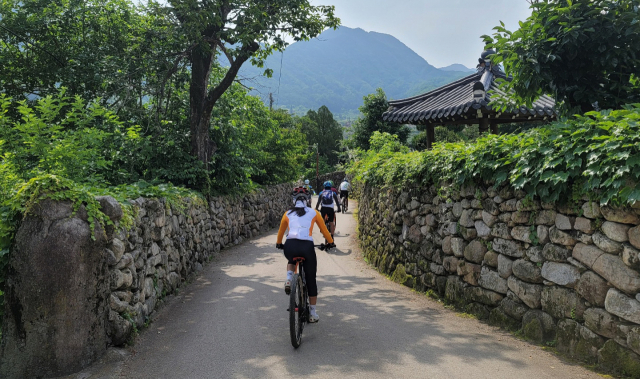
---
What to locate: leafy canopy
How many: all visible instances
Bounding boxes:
[350,88,410,150]
[349,104,640,206]
[483,0,640,114]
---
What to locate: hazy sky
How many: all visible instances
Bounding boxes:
[312,0,533,68]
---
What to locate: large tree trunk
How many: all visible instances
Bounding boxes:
[188,42,259,168]
[190,47,216,168]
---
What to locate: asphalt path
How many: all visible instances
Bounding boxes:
[109,198,599,379]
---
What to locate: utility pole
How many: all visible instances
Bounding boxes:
[269,93,274,111]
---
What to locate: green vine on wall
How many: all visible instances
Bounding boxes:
[349,105,640,207]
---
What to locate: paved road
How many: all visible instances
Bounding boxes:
[105,199,599,379]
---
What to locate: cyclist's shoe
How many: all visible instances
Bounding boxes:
[309,313,319,323]
[284,280,291,295]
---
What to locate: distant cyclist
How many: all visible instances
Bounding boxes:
[315,181,341,240]
[339,178,350,211]
[276,186,334,323]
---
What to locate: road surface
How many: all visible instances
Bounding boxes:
[79,198,599,379]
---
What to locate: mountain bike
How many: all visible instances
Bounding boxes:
[289,244,326,348]
[341,196,348,213]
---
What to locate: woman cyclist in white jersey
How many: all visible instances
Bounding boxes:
[276,186,335,322]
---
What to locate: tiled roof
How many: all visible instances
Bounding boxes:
[382,66,557,124]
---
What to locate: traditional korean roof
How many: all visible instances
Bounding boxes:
[382,57,557,125]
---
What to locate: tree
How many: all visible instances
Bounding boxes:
[350,88,410,150]
[160,0,339,166]
[304,106,343,166]
[484,0,640,114]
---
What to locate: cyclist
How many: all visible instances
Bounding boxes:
[339,178,350,211]
[303,179,315,195]
[276,186,334,323]
[315,181,341,240]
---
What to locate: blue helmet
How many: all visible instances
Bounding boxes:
[323,181,332,189]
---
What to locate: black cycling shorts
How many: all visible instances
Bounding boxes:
[340,190,348,200]
[320,207,336,224]
[283,239,318,297]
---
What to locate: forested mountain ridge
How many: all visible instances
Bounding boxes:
[240,26,472,119]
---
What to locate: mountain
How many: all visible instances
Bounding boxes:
[439,63,475,72]
[239,26,471,120]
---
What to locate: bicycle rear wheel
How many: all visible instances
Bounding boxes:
[289,274,304,348]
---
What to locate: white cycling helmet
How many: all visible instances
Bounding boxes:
[304,179,309,185]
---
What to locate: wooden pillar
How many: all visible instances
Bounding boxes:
[426,124,435,150]
[479,118,489,134]
[490,121,498,134]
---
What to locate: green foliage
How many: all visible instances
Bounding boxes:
[349,105,640,206]
[349,88,410,150]
[484,0,640,114]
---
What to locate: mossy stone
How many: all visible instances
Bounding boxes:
[488,308,521,331]
[465,302,490,320]
[523,318,544,342]
[390,264,413,287]
[598,339,640,378]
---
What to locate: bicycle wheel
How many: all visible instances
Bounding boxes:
[289,274,304,348]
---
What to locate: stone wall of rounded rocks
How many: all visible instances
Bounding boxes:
[357,183,640,377]
[105,183,292,346]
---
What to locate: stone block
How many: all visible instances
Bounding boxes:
[463,240,487,263]
[488,308,521,331]
[451,237,466,258]
[601,206,640,224]
[592,232,623,254]
[584,307,628,341]
[541,262,581,287]
[500,296,529,320]
[574,217,594,234]
[582,202,601,219]
[597,339,640,378]
[557,319,604,364]
[498,254,513,279]
[499,199,518,212]
[493,238,524,258]
[575,272,611,308]
[511,211,530,224]
[541,286,587,320]
[508,276,543,309]
[442,256,459,273]
[482,211,498,227]
[591,253,640,294]
[623,245,640,270]
[535,210,556,226]
[445,275,466,304]
[475,220,491,238]
[483,250,499,267]
[543,243,571,262]
[522,310,556,343]
[482,198,499,215]
[465,303,490,320]
[630,226,640,250]
[491,223,512,240]
[526,245,544,263]
[630,327,640,356]
[602,221,631,243]
[459,209,475,228]
[465,286,504,306]
[537,225,550,244]
[442,236,452,255]
[555,214,574,230]
[510,226,532,243]
[573,243,605,267]
[479,266,508,294]
[605,288,640,324]
[512,259,543,283]
[457,260,481,285]
[549,226,577,246]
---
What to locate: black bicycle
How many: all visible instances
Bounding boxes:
[341,196,348,213]
[289,244,327,348]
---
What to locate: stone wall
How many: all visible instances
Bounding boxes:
[1,183,292,379]
[357,183,640,378]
